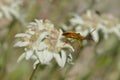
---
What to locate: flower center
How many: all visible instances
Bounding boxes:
[30,33,39,42]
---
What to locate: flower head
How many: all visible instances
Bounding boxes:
[0,0,22,20]
[14,19,74,69]
[62,10,120,42]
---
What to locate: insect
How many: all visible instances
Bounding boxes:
[62,29,95,46]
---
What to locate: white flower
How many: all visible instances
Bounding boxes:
[70,14,84,25]
[0,0,22,20]
[63,10,120,42]
[15,19,74,69]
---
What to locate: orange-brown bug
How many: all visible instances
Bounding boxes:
[62,29,95,46]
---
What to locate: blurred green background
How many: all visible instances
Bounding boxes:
[0,0,120,80]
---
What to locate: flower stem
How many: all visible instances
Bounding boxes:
[29,64,39,80]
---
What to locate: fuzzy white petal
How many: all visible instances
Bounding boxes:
[27,29,35,35]
[61,24,69,31]
[35,19,44,30]
[15,33,31,38]
[70,14,84,25]
[25,50,34,60]
[36,50,53,64]
[92,31,99,42]
[38,32,49,42]
[38,42,47,51]
[63,43,74,52]
[31,55,37,60]
[28,22,37,27]
[14,41,29,47]
[53,50,66,67]
[17,53,25,62]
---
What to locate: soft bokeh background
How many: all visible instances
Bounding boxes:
[0,0,120,80]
